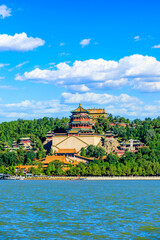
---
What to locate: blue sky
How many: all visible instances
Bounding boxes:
[0,0,160,122]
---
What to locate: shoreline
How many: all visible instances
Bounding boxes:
[24,176,160,180]
[85,176,160,180]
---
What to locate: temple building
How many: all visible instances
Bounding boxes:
[49,104,102,153]
[119,139,144,151]
[46,131,54,140]
[105,130,114,139]
[87,108,107,121]
[68,104,94,136]
[19,137,32,144]
[113,139,145,157]
[18,137,34,151]
[56,148,77,157]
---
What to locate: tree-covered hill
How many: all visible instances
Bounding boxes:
[0,115,160,176]
[0,117,69,143]
[94,115,160,146]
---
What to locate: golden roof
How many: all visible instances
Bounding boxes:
[71,103,89,113]
[56,148,77,154]
[15,155,79,171]
[15,165,38,170]
[41,155,66,164]
[87,108,106,114]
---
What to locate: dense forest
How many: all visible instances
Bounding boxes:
[0,117,69,168]
[0,114,160,176]
[0,117,69,143]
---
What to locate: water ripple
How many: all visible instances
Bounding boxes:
[0,180,160,239]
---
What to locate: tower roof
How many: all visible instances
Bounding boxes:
[71,103,89,113]
[87,108,107,114]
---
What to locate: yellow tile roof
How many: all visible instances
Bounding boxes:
[56,148,77,154]
[41,155,66,164]
[15,165,38,170]
[87,108,106,114]
[72,104,89,113]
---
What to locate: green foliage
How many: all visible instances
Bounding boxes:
[1,115,160,176]
[26,151,37,165]
[86,145,105,159]
[0,117,69,166]
[65,147,160,176]
[17,169,25,176]
[29,166,43,175]
[0,148,44,167]
[48,148,54,156]
[2,152,19,166]
[94,117,109,134]
[0,117,69,143]
[80,147,86,157]
[65,116,160,176]
[45,160,64,176]
[0,166,16,175]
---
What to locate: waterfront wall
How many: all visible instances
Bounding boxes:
[85,176,160,180]
[25,176,160,180]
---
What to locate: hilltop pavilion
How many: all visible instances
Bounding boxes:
[87,108,107,121]
[49,104,102,152]
[68,104,94,136]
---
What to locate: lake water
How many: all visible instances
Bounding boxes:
[0,180,160,240]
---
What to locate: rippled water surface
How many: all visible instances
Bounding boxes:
[0,180,160,239]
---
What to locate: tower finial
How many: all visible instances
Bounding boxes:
[79,103,81,107]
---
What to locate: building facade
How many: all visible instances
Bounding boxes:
[68,104,94,136]
[87,108,107,121]
[48,104,102,153]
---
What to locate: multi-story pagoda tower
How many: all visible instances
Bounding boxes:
[68,104,94,136]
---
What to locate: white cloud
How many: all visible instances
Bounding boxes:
[67,84,90,92]
[5,100,34,108]
[134,36,140,41]
[0,32,45,51]
[61,92,140,105]
[134,81,160,92]
[0,63,9,67]
[93,78,128,89]
[0,5,11,19]
[15,61,29,68]
[15,58,118,82]
[16,54,160,92]
[80,38,91,47]
[61,92,160,119]
[0,99,72,120]
[152,44,160,49]
[9,61,29,71]
[60,42,65,46]
[0,95,160,120]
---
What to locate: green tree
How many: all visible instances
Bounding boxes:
[46,162,55,176]
[48,148,54,156]
[80,147,86,157]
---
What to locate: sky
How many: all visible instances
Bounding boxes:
[0,0,160,122]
